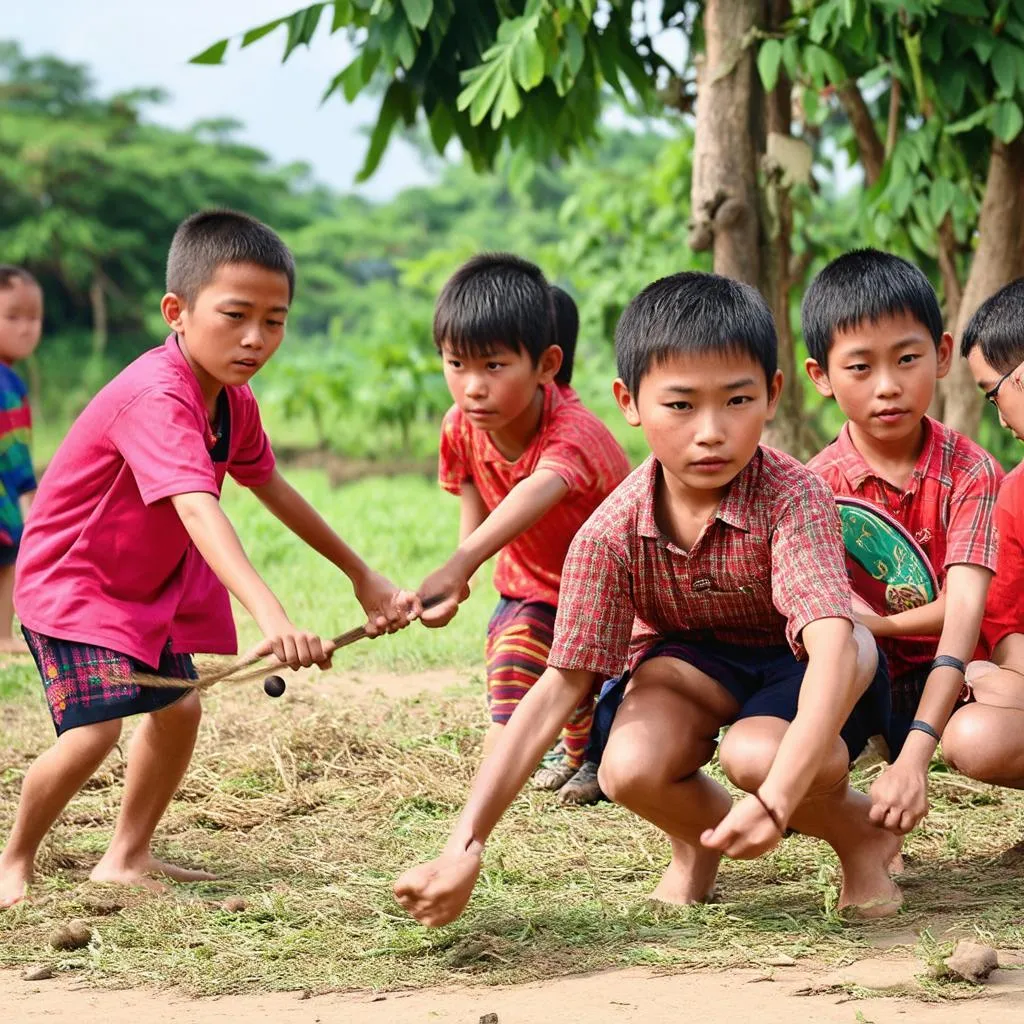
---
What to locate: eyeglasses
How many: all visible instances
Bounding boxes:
[985,367,1017,405]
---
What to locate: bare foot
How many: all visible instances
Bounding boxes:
[837,827,903,919]
[90,854,216,891]
[649,847,721,906]
[0,855,32,909]
[0,637,29,655]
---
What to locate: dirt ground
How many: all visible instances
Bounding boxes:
[4,956,1024,1023]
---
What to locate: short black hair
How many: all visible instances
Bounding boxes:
[801,248,943,367]
[615,271,777,395]
[551,285,578,385]
[433,252,554,363]
[961,278,1024,372]
[166,209,295,308]
[0,265,39,290]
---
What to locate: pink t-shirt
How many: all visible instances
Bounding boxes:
[15,335,275,665]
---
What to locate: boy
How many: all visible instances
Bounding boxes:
[0,266,42,653]
[396,272,899,925]
[804,249,1001,837]
[417,254,629,804]
[942,278,1024,787]
[0,210,416,908]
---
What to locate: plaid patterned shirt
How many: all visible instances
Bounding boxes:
[808,417,1002,679]
[439,383,630,606]
[548,448,854,677]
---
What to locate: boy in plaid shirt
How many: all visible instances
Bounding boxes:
[805,250,1000,838]
[397,272,899,925]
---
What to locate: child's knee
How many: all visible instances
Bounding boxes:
[942,707,995,781]
[597,746,651,805]
[851,623,878,690]
[718,720,782,791]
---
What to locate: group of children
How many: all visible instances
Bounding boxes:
[1,211,1023,929]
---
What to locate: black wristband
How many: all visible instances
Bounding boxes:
[754,790,785,835]
[931,654,966,675]
[909,719,942,743]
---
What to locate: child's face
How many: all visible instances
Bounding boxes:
[967,345,1024,440]
[0,278,43,364]
[441,342,561,433]
[806,311,951,447]
[614,350,782,498]
[161,262,290,389]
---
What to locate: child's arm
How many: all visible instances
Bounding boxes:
[869,563,992,835]
[702,616,860,859]
[393,665,596,925]
[855,592,945,638]
[249,469,419,635]
[171,491,332,668]
[459,482,489,543]
[418,470,569,627]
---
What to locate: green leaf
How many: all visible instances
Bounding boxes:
[929,178,957,225]
[943,0,989,15]
[992,99,1024,141]
[937,68,968,112]
[400,0,433,30]
[394,19,418,67]
[973,35,996,63]
[241,18,289,47]
[331,0,354,31]
[908,221,937,257]
[283,6,326,62]
[781,36,800,79]
[493,73,522,128]
[512,34,545,90]
[356,81,403,181]
[757,39,783,93]
[426,101,454,152]
[947,102,996,134]
[190,39,229,65]
[992,41,1020,96]
[874,211,894,241]
[564,22,585,79]
[842,0,856,27]
[810,0,836,44]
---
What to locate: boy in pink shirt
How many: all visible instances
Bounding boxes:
[0,210,416,908]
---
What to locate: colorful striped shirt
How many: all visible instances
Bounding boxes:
[0,363,36,547]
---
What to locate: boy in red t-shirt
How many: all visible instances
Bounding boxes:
[946,278,1024,787]
[804,249,1001,839]
[0,210,417,908]
[396,272,898,926]
[418,254,629,801]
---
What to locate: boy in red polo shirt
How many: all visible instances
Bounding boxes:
[942,279,1024,788]
[804,249,1001,838]
[0,210,416,908]
[418,254,629,802]
[397,272,899,925]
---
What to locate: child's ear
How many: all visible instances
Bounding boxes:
[612,378,641,426]
[804,357,834,398]
[766,370,784,417]
[935,331,954,379]
[538,344,563,384]
[161,293,185,331]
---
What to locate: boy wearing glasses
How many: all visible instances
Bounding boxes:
[803,250,1001,840]
[945,279,1024,790]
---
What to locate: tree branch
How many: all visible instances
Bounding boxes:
[885,78,901,157]
[837,82,885,187]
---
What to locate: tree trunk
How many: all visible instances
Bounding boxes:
[929,214,964,421]
[688,0,761,287]
[89,269,108,358]
[940,137,1024,437]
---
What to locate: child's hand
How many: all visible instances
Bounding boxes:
[354,571,420,637]
[417,562,472,629]
[253,625,335,671]
[393,849,482,926]
[869,763,929,834]
[700,794,784,860]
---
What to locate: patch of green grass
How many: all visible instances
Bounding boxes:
[221,469,492,672]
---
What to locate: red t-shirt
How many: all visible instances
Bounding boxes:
[981,461,1024,656]
[15,335,276,665]
[438,383,629,606]
[549,449,854,677]
[808,417,1002,678]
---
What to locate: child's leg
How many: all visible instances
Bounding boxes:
[0,563,28,653]
[597,656,736,904]
[481,721,505,758]
[91,692,213,888]
[719,719,902,916]
[0,719,123,907]
[942,666,1024,786]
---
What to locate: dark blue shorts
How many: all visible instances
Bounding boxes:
[588,638,891,766]
[0,542,18,568]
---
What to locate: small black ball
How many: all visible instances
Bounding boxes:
[263,675,286,698]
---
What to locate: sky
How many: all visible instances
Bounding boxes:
[6,0,436,200]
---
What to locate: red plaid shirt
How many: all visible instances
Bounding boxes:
[808,417,1002,678]
[548,448,854,677]
[439,383,630,606]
